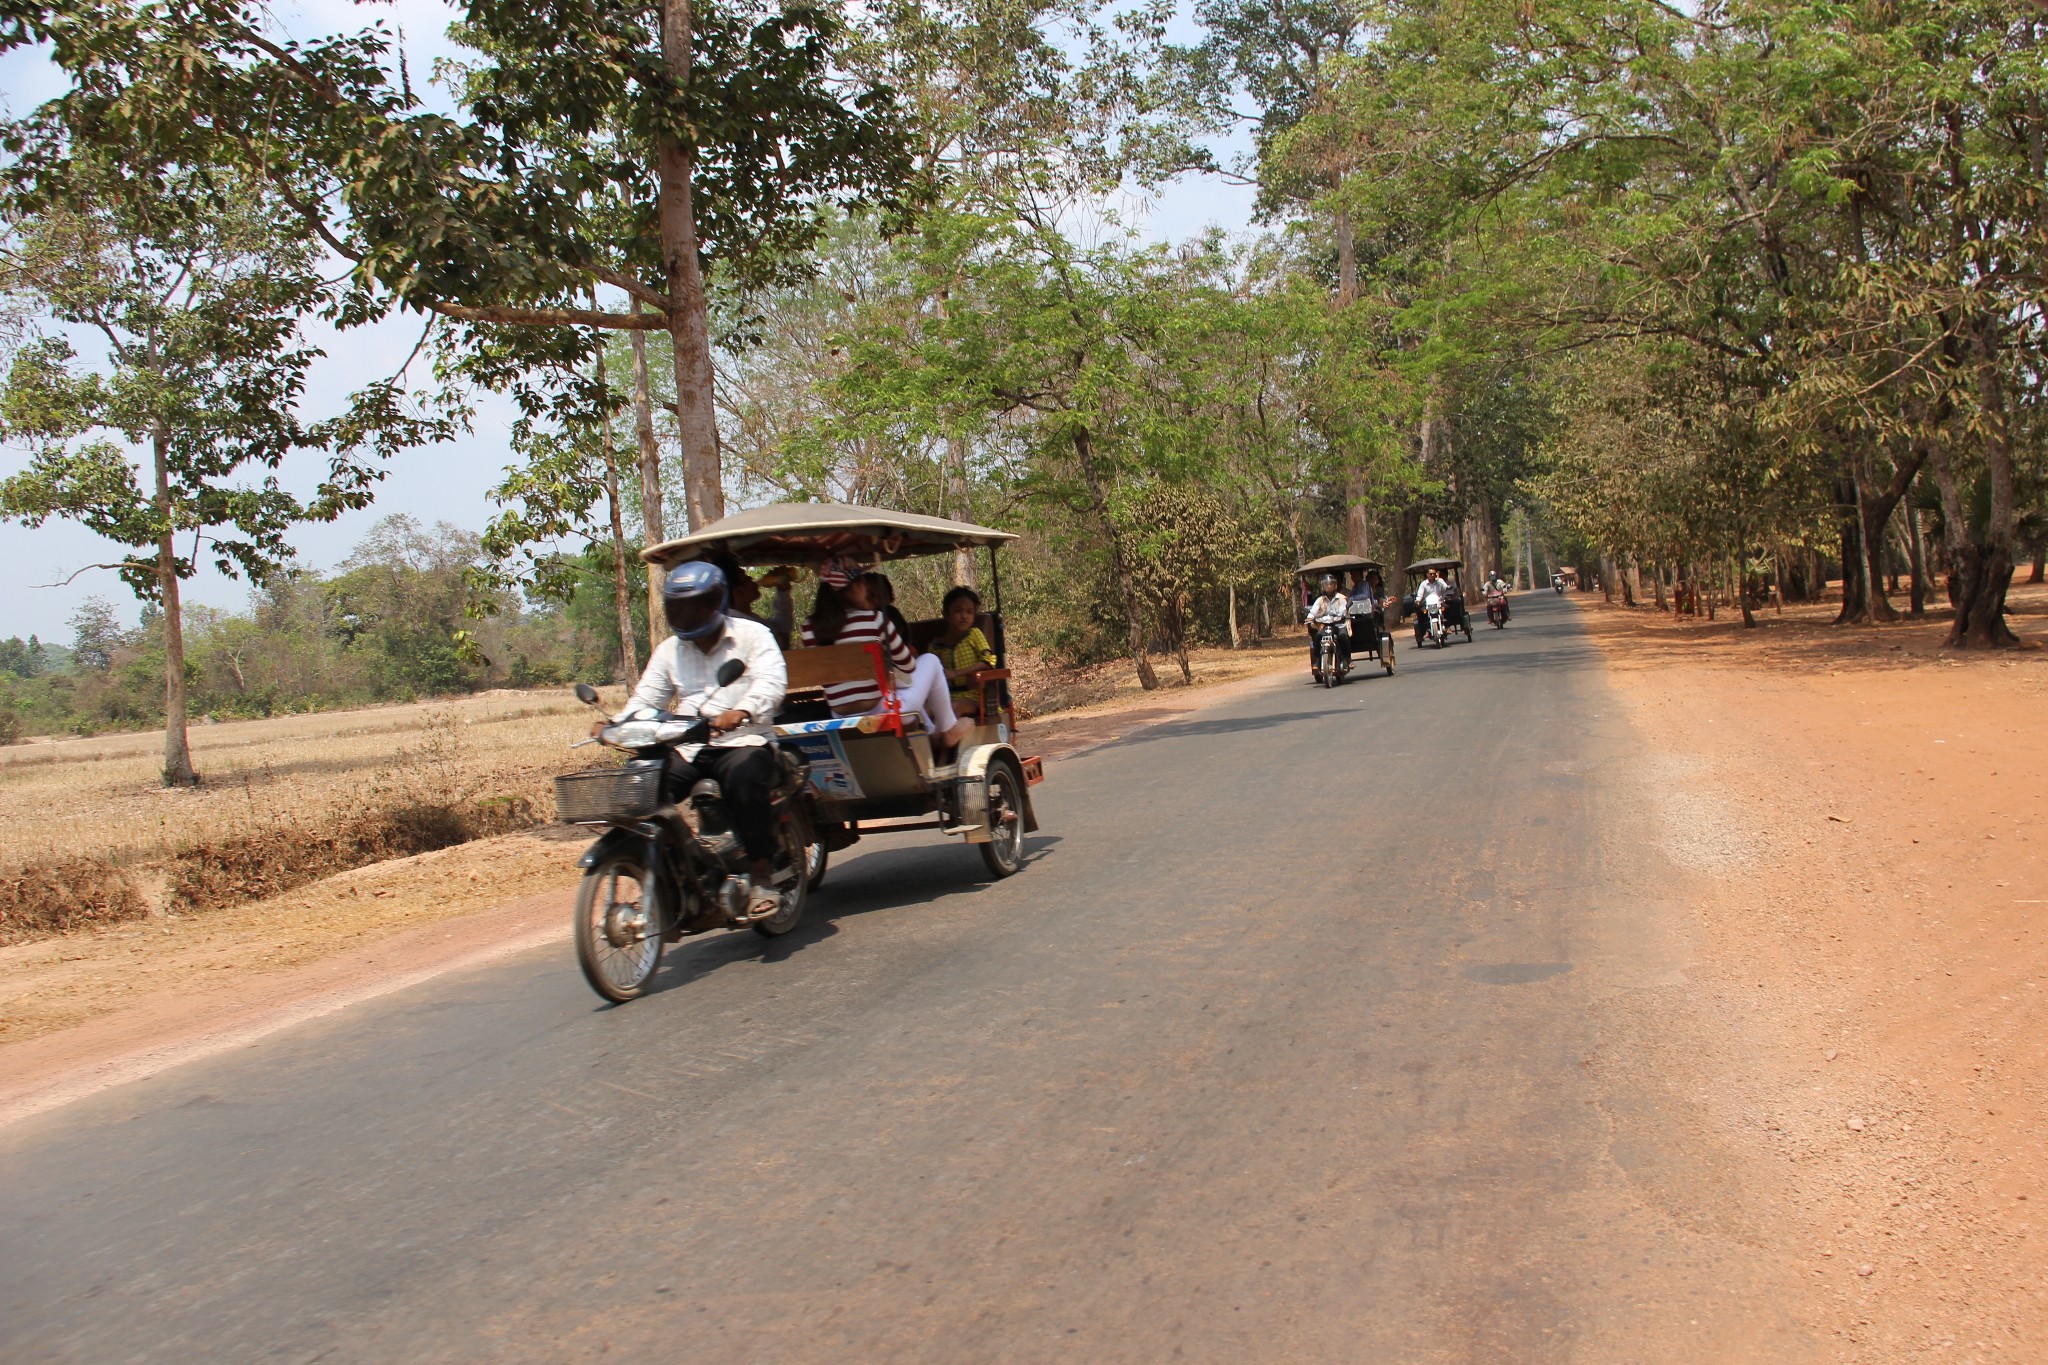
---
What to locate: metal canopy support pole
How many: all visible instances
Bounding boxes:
[988,543,1011,715]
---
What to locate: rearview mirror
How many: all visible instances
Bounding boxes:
[573,682,600,705]
[715,658,746,687]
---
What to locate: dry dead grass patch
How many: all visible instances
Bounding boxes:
[0,687,626,945]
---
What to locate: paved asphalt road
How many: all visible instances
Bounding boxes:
[1,594,1817,1363]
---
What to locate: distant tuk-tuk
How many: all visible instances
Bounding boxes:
[643,502,1043,880]
[1401,556,1473,646]
[1296,553,1395,683]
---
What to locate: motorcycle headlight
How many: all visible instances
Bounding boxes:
[604,721,663,748]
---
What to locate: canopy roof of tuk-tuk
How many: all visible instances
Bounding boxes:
[1403,556,1464,576]
[1297,553,1383,577]
[642,502,1018,569]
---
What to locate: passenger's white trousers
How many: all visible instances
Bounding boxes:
[875,654,959,736]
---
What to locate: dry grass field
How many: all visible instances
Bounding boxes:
[0,686,605,868]
[0,686,635,943]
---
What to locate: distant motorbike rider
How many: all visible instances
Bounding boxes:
[1306,573,1352,673]
[1484,569,1511,622]
[595,561,790,922]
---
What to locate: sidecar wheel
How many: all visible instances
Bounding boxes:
[978,760,1027,878]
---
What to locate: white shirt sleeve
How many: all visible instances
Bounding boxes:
[731,619,787,723]
[618,637,682,719]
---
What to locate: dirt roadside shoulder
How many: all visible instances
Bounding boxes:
[0,650,1310,1128]
[1576,587,2047,1362]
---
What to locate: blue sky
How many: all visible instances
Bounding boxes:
[0,1,1258,643]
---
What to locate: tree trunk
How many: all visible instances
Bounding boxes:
[1846,439,1928,625]
[1345,472,1370,558]
[1834,472,1869,623]
[1072,426,1157,689]
[1393,506,1422,588]
[1650,560,1668,612]
[1171,598,1192,684]
[153,428,197,786]
[1946,320,2021,646]
[630,316,669,648]
[1859,484,1900,624]
[597,354,639,681]
[657,0,724,530]
[1905,503,1929,618]
[2030,539,2045,586]
[1625,557,1642,607]
[1228,583,1241,650]
[948,431,976,587]
[1599,555,1617,603]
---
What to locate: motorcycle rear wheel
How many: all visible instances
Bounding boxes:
[1381,636,1395,675]
[574,852,663,1003]
[753,822,815,941]
[751,859,808,938]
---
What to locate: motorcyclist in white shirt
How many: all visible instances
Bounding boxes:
[1305,572,1352,675]
[1415,566,1455,611]
[592,561,790,921]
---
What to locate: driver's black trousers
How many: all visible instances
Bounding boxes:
[666,744,781,864]
[1308,627,1352,669]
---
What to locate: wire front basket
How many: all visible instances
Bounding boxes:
[554,762,665,824]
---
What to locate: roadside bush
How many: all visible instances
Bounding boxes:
[163,792,540,911]
[0,856,147,944]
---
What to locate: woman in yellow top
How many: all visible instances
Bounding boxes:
[929,585,998,719]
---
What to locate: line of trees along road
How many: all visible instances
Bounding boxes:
[0,516,647,740]
[3,0,2044,779]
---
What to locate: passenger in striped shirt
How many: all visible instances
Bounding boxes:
[801,560,971,747]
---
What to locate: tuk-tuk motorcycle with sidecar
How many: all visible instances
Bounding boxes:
[553,503,1046,1002]
[1401,557,1474,647]
[1296,554,1394,684]
[650,504,1046,884]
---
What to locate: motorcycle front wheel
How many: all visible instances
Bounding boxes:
[1321,641,1338,688]
[574,852,663,1003]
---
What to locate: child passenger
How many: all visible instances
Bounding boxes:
[929,585,998,721]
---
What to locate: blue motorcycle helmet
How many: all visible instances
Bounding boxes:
[662,560,728,640]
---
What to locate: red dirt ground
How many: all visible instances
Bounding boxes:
[1578,579,2048,1362]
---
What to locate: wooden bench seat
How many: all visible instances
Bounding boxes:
[781,641,886,692]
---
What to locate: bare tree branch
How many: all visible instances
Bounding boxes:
[34,560,152,588]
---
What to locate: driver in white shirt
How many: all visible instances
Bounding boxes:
[1416,567,1455,610]
[596,560,789,920]
[1305,573,1352,673]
